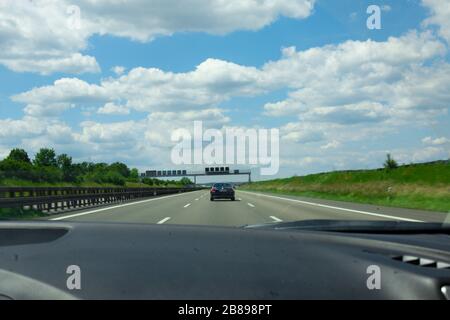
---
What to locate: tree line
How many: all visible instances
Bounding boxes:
[0,148,192,187]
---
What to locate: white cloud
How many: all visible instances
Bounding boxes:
[321,140,341,150]
[149,108,230,124]
[411,146,449,162]
[0,116,77,151]
[12,59,270,113]
[23,103,72,117]
[422,0,450,44]
[0,0,315,74]
[280,122,325,143]
[263,100,303,117]
[15,31,449,121]
[0,53,100,75]
[13,78,109,106]
[0,117,46,142]
[111,66,126,75]
[98,103,130,115]
[0,1,99,74]
[262,31,449,127]
[75,0,316,40]
[422,136,450,145]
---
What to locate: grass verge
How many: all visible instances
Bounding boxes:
[240,161,450,213]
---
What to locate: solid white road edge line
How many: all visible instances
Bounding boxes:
[238,191,423,223]
[50,191,202,221]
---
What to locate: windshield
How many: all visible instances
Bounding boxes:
[0,0,449,228]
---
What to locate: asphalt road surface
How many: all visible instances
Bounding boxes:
[46,190,449,225]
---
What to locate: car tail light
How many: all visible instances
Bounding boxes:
[211,187,217,192]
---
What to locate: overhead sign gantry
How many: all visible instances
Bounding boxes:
[141,167,251,184]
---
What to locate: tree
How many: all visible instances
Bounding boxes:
[130,168,139,179]
[57,154,77,182]
[180,177,193,185]
[6,148,31,163]
[57,154,72,168]
[384,153,398,170]
[34,148,57,167]
[109,162,130,177]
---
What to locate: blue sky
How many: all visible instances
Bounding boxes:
[0,0,449,181]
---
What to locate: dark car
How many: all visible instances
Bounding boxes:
[210,183,235,201]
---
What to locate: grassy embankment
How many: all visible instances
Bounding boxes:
[240,161,450,213]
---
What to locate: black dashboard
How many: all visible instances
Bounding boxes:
[0,221,449,300]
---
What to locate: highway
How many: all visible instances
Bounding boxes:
[47,190,449,225]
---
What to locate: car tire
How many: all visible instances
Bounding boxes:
[231,197,235,201]
[210,198,214,201]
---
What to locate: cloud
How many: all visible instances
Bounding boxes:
[422,136,450,145]
[262,31,449,127]
[0,1,99,75]
[280,122,325,143]
[263,100,303,117]
[12,59,271,113]
[75,0,316,40]
[0,117,46,142]
[15,31,449,122]
[0,104,233,168]
[97,103,130,115]
[12,78,109,106]
[422,0,450,44]
[411,146,449,162]
[320,140,341,150]
[111,66,126,76]
[0,0,315,74]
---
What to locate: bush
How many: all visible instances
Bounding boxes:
[142,178,154,186]
[0,159,35,181]
[103,171,126,186]
[33,166,63,183]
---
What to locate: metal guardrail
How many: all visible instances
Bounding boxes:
[0,187,202,213]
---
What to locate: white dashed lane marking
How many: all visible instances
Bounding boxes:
[157,217,171,224]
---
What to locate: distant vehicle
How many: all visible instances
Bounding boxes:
[210,183,235,201]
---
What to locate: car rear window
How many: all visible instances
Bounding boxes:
[214,183,232,188]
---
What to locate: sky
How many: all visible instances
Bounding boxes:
[0,0,449,182]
